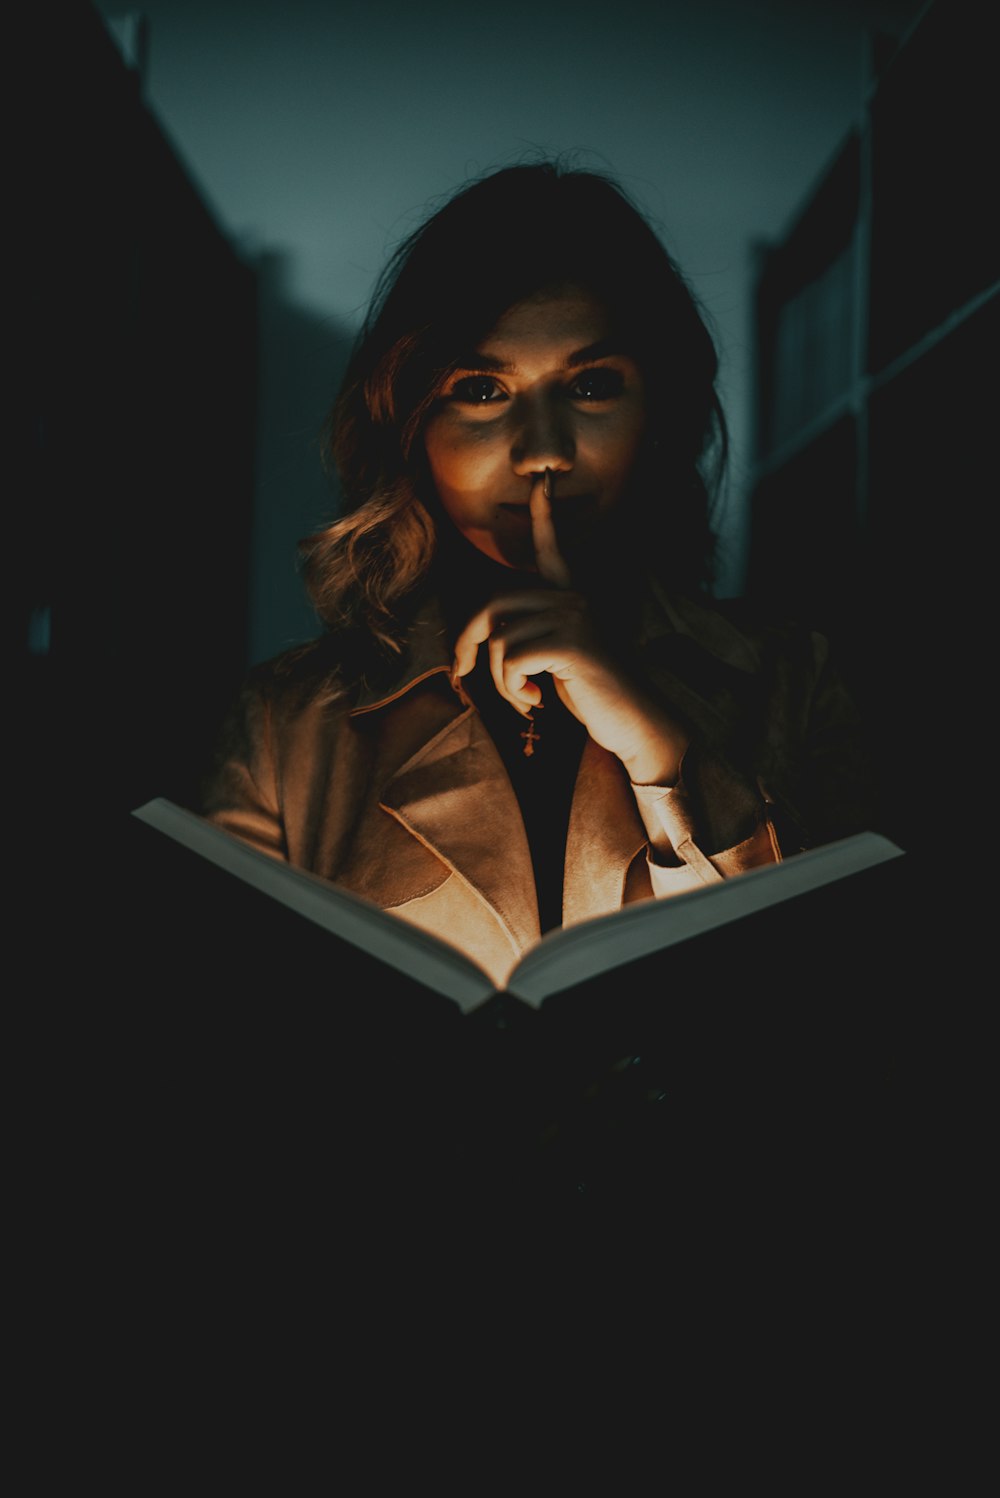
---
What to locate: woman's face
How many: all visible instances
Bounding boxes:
[422,284,647,571]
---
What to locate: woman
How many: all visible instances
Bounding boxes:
[201,161,872,988]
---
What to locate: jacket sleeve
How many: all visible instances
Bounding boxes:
[630,744,780,897]
[198,675,288,860]
[625,619,872,898]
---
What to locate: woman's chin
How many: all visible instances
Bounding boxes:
[493,538,538,573]
[461,528,536,575]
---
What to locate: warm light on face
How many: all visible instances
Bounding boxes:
[422,285,647,570]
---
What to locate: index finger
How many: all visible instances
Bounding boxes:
[529,469,572,589]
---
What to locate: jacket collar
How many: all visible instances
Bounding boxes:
[350,597,455,716]
[637,575,761,675]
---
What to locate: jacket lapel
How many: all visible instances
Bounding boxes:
[378,707,541,956]
[563,737,649,928]
[351,600,541,957]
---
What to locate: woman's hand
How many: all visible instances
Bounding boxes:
[451,473,691,787]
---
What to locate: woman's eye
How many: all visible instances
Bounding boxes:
[451,375,505,404]
[570,368,625,401]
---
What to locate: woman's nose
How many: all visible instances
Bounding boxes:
[509,396,574,476]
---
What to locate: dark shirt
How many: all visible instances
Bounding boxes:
[434,537,587,933]
[462,652,585,934]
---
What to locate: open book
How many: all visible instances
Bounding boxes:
[115,798,914,1211]
[132,797,905,1017]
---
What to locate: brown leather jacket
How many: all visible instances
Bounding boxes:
[200,581,873,987]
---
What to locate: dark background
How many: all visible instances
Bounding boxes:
[88,0,926,651]
[13,3,994,1380]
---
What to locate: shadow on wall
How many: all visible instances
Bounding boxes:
[21,0,261,846]
[248,251,355,667]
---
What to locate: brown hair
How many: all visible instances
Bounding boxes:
[301,158,726,667]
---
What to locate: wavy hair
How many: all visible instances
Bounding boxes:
[301,158,727,666]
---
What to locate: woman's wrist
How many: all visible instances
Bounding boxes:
[620,727,689,789]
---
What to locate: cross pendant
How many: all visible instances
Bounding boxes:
[521,717,540,757]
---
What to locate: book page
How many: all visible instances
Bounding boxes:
[132,799,497,1012]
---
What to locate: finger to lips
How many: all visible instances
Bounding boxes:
[530,470,572,589]
[451,474,570,688]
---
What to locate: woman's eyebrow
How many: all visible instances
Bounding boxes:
[454,337,629,374]
[565,337,628,368]
[454,351,516,373]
